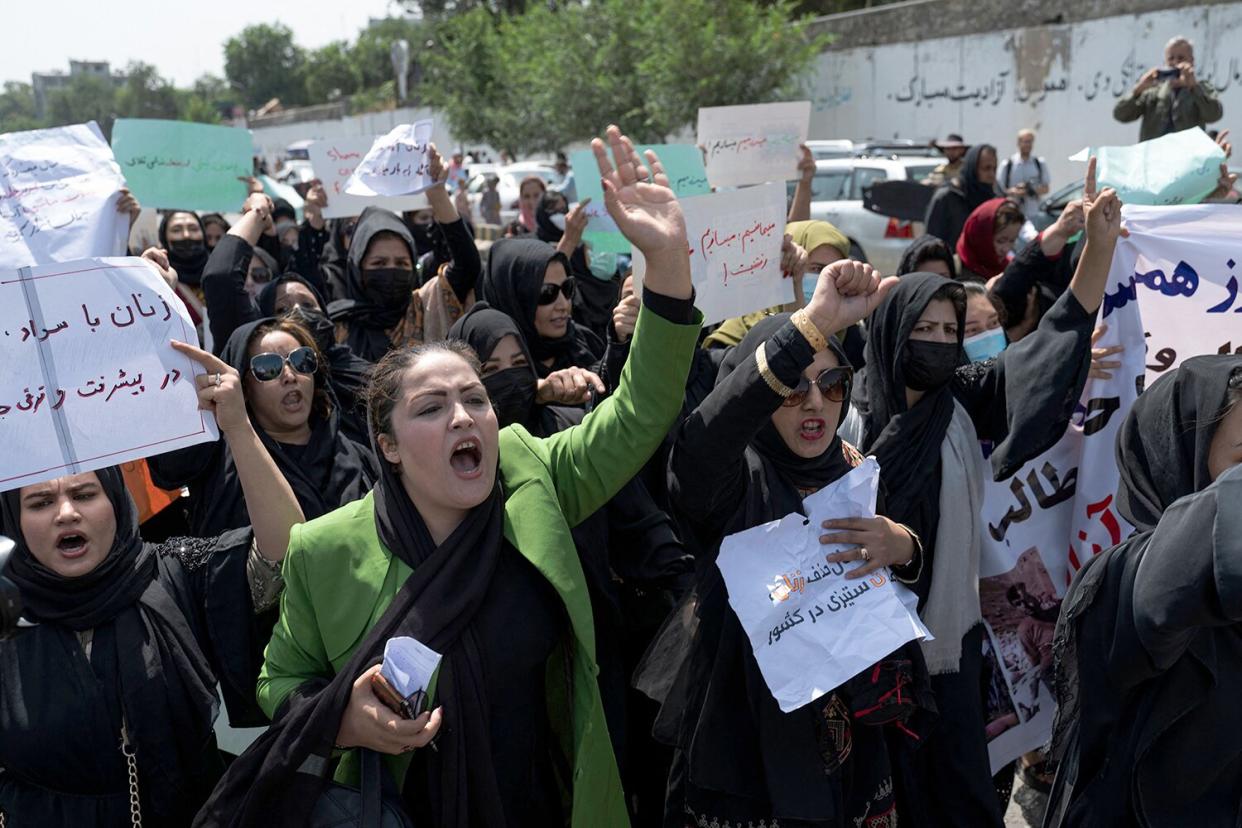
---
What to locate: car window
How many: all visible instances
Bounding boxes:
[904,165,938,183]
[808,170,851,201]
[851,167,888,200]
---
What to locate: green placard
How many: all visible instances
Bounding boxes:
[573,143,710,254]
[112,119,253,213]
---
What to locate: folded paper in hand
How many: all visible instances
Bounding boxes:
[716,459,931,713]
[382,636,442,713]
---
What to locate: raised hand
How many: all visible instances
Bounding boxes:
[536,367,607,405]
[804,260,896,337]
[797,143,815,181]
[564,197,592,238]
[592,125,687,258]
[115,187,141,225]
[141,247,178,291]
[1088,324,1124,381]
[427,143,449,189]
[171,340,250,434]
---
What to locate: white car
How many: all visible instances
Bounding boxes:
[791,156,942,276]
[465,162,562,225]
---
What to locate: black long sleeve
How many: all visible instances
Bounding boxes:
[291,222,331,295]
[202,236,261,356]
[990,235,1072,326]
[669,321,813,529]
[437,218,482,304]
[952,289,1095,480]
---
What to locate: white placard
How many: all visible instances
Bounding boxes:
[632,181,790,326]
[0,257,218,491]
[716,459,930,713]
[382,636,442,699]
[696,101,811,188]
[343,121,435,199]
[0,122,129,270]
[308,137,432,219]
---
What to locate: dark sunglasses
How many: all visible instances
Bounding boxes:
[250,266,272,284]
[538,278,576,305]
[249,346,318,382]
[783,366,853,408]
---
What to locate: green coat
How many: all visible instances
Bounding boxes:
[1113,79,1223,142]
[257,304,701,827]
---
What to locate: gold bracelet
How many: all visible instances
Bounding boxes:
[790,308,828,353]
[755,343,796,398]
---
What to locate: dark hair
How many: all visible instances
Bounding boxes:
[899,235,957,279]
[961,280,1005,320]
[362,229,413,263]
[993,200,1025,238]
[243,318,332,420]
[364,341,482,442]
[540,190,567,212]
[519,175,547,197]
[201,213,231,232]
[930,280,967,317]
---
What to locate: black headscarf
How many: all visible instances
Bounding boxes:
[956,143,999,212]
[448,302,579,435]
[855,272,963,540]
[257,273,327,317]
[480,237,603,374]
[213,319,377,530]
[159,210,210,286]
[196,406,508,828]
[1116,355,1242,532]
[1,467,219,820]
[326,206,417,362]
[534,193,566,245]
[897,234,958,279]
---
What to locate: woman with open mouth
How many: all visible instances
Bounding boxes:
[193,125,884,828]
[0,341,305,826]
[148,316,378,545]
[651,261,929,827]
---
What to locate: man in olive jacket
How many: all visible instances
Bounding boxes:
[1114,35,1223,142]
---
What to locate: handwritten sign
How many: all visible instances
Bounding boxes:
[344,121,435,199]
[570,144,711,254]
[111,119,252,213]
[716,460,930,713]
[696,101,810,188]
[0,257,217,490]
[307,137,432,219]
[632,181,788,326]
[0,121,129,270]
[1069,127,1225,206]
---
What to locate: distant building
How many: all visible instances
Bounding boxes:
[32,60,126,118]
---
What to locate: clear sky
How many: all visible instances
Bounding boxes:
[7,0,404,87]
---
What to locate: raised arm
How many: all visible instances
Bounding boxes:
[171,340,304,561]
[426,144,482,303]
[202,195,271,353]
[787,144,815,222]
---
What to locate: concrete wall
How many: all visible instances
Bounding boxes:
[807,2,1242,186]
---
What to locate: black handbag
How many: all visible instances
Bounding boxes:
[309,748,414,828]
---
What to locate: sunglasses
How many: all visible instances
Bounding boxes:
[249,346,318,382]
[538,278,576,306]
[783,366,853,408]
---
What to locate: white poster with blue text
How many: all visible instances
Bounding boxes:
[979,203,1242,771]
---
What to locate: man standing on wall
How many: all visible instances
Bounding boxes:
[1113,35,1223,141]
[999,129,1051,222]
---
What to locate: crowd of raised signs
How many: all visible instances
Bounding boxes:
[3,33,1242,828]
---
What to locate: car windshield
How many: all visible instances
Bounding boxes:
[904,164,938,182]
[806,170,851,201]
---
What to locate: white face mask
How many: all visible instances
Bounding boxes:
[963,328,1007,362]
[550,213,567,231]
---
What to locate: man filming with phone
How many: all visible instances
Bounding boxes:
[1114,35,1223,141]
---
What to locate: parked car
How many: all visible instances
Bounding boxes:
[789,156,943,276]
[805,139,939,162]
[465,162,561,225]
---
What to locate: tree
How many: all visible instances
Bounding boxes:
[45,74,117,135]
[115,62,180,121]
[223,23,308,108]
[351,17,425,91]
[305,41,363,102]
[421,0,829,154]
[0,82,42,133]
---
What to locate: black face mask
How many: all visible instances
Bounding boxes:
[167,237,208,283]
[361,267,415,309]
[901,339,961,392]
[282,304,335,354]
[483,367,536,428]
[408,222,434,256]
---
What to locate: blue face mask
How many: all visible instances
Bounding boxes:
[587,249,618,281]
[800,274,815,305]
[963,328,1007,362]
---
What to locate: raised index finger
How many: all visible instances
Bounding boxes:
[171,339,230,374]
[1084,156,1098,203]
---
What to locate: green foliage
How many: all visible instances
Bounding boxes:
[0,82,42,133]
[305,41,363,102]
[46,74,117,136]
[223,23,308,108]
[351,17,425,89]
[115,62,180,121]
[421,0,829,154]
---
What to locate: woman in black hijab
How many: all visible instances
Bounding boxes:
[535,189,621,341]
[148,317,377,538]
[897,234,958,279]
[1046,357,1242,828]
[159,210,212,345]
[481,237,609,384]
[328,148,480,361]
[0,342,304,826]
[450,303,693,821]
[924,144,1000,250]
[845,188,1123,826]
[654,263,933,826]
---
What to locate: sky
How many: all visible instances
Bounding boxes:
[6,0,404,87]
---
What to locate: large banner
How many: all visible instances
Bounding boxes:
[980,204,1241,770]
